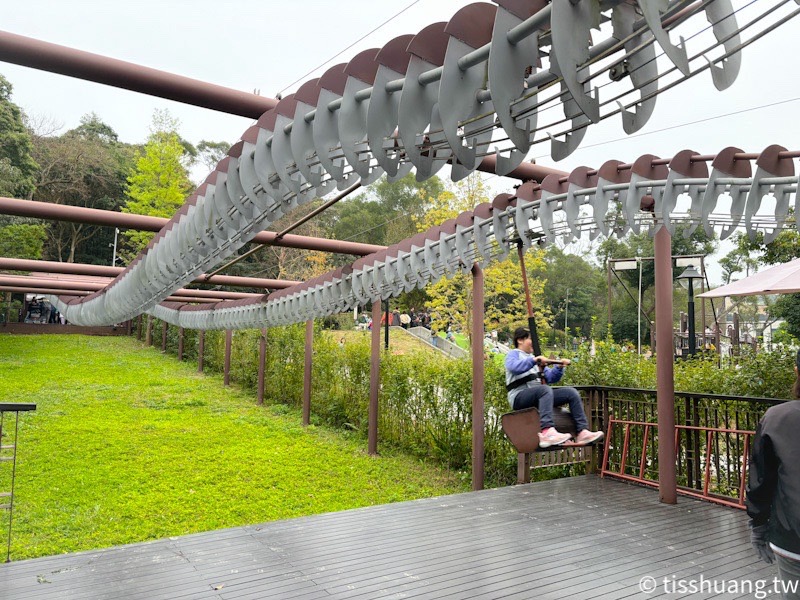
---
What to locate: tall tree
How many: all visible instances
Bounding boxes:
[533,246,605,340]
[196,140,230,172]
[0,73,38,199]
[0,223,46,260]
[31,114,133,262]
[122,113,193,256]
[0,73,44,263]
[328,173,445,250]
[421,175,548,341]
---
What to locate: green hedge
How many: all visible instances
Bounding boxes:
[145,321,796,487]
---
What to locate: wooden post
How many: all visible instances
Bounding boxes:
[654,227,677,504]
[198,330,205,373]
[471,263,485,491]
[257,328,267,405]
[145,315,153,346]
[136,315,143,340]
[177,327,184,361]
[302,320,313,426]
[161,320,168,352]
[369,299,381,455]
[223,329,232,386]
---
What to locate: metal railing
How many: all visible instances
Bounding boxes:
[574,386,784,509]
[406,326,468,359]
[0,403,36,562]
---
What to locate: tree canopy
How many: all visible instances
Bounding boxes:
[122,112,193,256]
[0,73,38,199]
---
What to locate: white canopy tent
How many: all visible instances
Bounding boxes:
[698,258,800,298]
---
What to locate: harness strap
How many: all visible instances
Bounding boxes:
[506,372,540,391]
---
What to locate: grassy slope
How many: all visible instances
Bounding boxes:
[0,334,466,560]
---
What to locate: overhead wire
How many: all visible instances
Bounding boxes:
[277,0,424,96]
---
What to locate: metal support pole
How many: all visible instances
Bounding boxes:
[161,320,168,352]
[471,264,485,491]
[223,329,232,386]
[384,300,389,351]
[516,244,542,355]
[257,328,267,405]
[687,279,696,358]
[0,30,278,119]
[145,315,153,346]
[177,327,184,360]
[700,257,707,349]
[111,227,118,266]
[654,227,677,504]
[369,299,381,456]
[607,261,613,332]
[302,320,313,426]
[197,330,205,373]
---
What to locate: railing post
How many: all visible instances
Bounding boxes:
[145,315,153,346]
[655,226,677,504]
[197,330,205,373]
[161,320,168,352]
[223,329,232,386]
[0,403,37,563]
[302,320,313,426]
[369,299,381,455]
[257,328,267,405]
[177,327,184,361]
[471,263,485,491]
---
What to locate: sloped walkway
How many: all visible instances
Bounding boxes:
[0,476,779,599]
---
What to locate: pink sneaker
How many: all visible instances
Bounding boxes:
[575,429,604,446]
[538,427,572,448]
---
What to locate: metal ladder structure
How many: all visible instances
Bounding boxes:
[0,403,36,563]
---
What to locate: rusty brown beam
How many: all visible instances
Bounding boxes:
[0,286,218,304]
[0,197,384,255]
[0,258,299,289]
[476,156,568,182]
[0,275,263,300]
[0,30,276,119]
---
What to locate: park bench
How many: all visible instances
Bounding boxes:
[501,406,595,484]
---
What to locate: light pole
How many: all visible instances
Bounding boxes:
[677,265,703,357]
[110,227,119,266]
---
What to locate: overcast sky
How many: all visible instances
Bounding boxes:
[3,0,799,284]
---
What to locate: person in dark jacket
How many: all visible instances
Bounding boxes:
[746,349,800,599]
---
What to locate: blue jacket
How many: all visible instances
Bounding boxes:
[504,349,563,407]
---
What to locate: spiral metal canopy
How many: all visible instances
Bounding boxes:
[42,0,800,328]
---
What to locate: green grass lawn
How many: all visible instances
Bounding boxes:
[0,334,467,561]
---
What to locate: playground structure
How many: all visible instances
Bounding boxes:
[1,1,799,495]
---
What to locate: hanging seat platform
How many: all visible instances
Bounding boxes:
[501,406,596,484]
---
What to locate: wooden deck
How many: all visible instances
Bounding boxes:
[0,476,779,599]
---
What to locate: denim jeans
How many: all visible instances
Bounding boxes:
[512,385,588,432]
[776,551,800,600]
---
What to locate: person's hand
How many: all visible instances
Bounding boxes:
[749,521,775,564]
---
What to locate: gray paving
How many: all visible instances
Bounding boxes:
[0,476,782,599]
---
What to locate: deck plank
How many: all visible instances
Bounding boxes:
[0,476,782,600]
